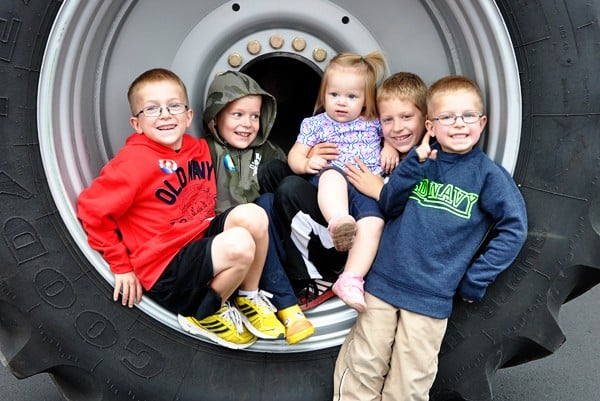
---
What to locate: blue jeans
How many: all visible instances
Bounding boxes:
[255,192,298,310]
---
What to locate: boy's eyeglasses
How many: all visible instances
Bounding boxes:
[432,113,483,126]
[135,103,188,118]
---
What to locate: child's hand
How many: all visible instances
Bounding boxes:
[305,156,328,174]
[114,271,143,308]
[346,157,385,200]
[415,131,438,162]
[308,142,340,161]
[380,140,400,174]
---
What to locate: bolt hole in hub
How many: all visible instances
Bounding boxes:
[38,0,520,353]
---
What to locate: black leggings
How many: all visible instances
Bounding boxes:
[257,159,293,194]
[273,175,347,286]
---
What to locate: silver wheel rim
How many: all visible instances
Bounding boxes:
[38,0,520,353]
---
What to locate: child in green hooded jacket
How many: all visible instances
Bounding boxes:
[202,71,314,345]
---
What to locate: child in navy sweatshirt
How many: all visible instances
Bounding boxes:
[333,75,528,401]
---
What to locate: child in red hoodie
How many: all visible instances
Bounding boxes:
[77,68,285,350]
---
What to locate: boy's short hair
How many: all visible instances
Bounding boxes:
[377,72,427,116]
[427,75,485,114]
[127,68,189,115]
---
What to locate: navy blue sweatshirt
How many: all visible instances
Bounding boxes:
[365,144,527,319]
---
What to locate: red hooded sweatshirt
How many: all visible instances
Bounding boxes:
[77,133,216,290]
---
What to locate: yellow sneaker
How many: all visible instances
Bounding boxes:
[177,302,257,349]
[277,304,315,345]
[234,291,286,340]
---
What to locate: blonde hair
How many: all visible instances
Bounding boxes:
[427,75,484,115]
[314,50,386,120]
[127,68,189,115]
[377,72,427,116]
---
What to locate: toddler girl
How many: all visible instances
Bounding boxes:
[287,51,393,312]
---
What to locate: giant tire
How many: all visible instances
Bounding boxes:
[0,1,598,400]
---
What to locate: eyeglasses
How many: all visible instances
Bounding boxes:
[135,103,188,118]
[432,112,483,126]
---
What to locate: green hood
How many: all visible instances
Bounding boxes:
[202,70,277,147]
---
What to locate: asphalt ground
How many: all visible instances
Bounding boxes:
[1,285,598,401]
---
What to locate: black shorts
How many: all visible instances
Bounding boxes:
[146,210,231,317]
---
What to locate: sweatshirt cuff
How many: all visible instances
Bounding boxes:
[110,262,134,275]
[457,279,486,302]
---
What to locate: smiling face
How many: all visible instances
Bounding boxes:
[129,80,193,151]
[426,89,487,154]
[214,95,262,149]
[323,69,365,123]
[379,98,426,156]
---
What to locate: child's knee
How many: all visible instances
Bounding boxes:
[219,227,256,266]
[231,204,268,233]
[321,167,344,180]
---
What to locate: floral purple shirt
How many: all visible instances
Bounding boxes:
[297,113,383,174]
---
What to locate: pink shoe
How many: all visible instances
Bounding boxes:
[332,272,367,312]
[328,215,356,252]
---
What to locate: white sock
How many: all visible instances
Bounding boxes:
[238,289,258,299]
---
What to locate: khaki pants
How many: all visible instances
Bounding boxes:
[333,292,448,401]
